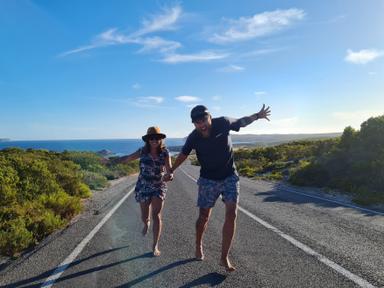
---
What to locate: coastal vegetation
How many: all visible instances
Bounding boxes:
[191,115,384,206]
[0,148,138,256]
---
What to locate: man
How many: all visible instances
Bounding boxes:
[171,104,271,272]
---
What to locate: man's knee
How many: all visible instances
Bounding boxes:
[198,209,211,223]
[225,204,237,221]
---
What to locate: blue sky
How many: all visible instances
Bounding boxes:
[1,0,383,140]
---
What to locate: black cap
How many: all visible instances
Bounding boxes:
[190,105,210,122]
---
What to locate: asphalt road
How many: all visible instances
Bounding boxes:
[1,163,383,287]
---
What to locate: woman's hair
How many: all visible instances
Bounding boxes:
[142,139,166,155]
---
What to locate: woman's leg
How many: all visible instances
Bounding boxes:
[140,199,152,235]
[151,196,164,256]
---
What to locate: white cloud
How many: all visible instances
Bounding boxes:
[238,48,286,60]
[98,28,129,44]
[135,96,164,107]
[60,5,182,57]
[132,83,141,89]
[217,64,244,72]
[137,36,182,53]
[133,5,182,37]
[210,8,305,44]
[59,28,133,57]
[162,51,229,63]
[212,95,221,101]
[140,96,163,104]
[175,95,201,102]
[345,49,383,64]
[254,91,267,95]
[59,45,100,57]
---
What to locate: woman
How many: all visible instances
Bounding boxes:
[116,126,173,256]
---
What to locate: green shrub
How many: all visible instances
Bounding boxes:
[238,166,256,177]
[39,191,82,220]
[290,163,330,187]
[264,171,284,181]
[82,171,108,190]
[22,201,65,240]
[0,217,34,256]
[61,151,107,173]
[351,187,384,206]
[0,156,19,206]
[78,182,92,198]
[11,157,63,201]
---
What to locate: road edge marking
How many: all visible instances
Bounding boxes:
[41,187,135,288]
[180,168,377,288]
[277,184,384,216]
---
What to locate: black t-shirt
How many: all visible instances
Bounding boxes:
[182,117,241,180]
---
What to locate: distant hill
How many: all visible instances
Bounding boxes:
[168,133,341,152]
[0,138,10,142]
[230,133,341,146]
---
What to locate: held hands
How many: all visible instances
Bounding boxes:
[162,172,174,182]
[256,104,271,121]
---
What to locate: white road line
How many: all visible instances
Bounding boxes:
[41,187,135,288]
[277,185,384,216]
[179,168,377,288]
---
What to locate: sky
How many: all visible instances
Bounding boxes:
[1,0,383,140]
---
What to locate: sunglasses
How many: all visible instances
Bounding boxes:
[148,136,162,141]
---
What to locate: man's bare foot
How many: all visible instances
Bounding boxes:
[220,258,236,272]
[153,245,161,257]
[142,221,150,236]
[195,246,204,261]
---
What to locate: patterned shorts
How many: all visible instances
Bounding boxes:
[197,174,240,208]
[134,179,167,203]
[135,189,166,203]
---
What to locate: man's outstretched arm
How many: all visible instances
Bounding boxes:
[237,104,271,128]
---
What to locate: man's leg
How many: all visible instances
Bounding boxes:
[195,207,212,260]
[220,201,238,271]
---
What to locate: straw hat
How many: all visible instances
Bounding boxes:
[142,126,166,142]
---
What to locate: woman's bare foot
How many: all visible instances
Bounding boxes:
[195,246,204,261]
[142,221,150,236]
[153,245,161,257]
[220,258,236,272]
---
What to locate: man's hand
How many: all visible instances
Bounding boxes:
[256,104,271,121]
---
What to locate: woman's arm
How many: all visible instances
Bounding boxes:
[165,154,173,174]
[115,149,141,164]
[163,154,174,182]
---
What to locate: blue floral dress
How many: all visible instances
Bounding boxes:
[134,147,169,202]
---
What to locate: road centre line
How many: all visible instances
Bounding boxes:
[180,168,377,288]
[41,187,135,288]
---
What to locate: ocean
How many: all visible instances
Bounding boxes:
[0,138,185,155]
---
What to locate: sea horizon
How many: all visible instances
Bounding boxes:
[1,131,343,142]
[0,138,186,155]
[0,132,342,156]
